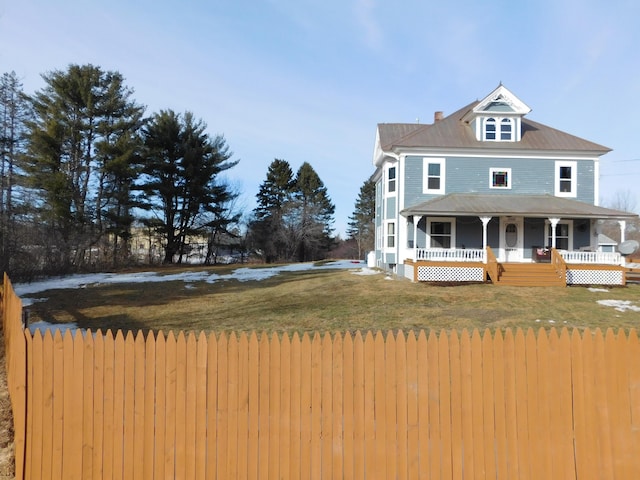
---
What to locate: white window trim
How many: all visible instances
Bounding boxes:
[423,157,446,194]
[386,221,396,249]
[545,219,573,250]
[426,217,456,249]
[483,116,516,142]
[489,167,512,189]
[555,160,577,197]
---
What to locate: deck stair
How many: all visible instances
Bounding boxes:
[494,262,565,287]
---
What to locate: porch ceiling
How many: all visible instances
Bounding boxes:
[401,193,638,219]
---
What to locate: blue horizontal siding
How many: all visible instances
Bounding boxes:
[404,155,596,207]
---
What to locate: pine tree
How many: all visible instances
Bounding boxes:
[24,64,144,272]
[249,159,295,262]
[0,71,32,277]
[138,110,238,264]
[289,162,335,262]
[347,178,375,259]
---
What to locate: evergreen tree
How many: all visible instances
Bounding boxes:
[347,178,376,259]
[24,64,144,272]
[288,162,335,262]
[249,159,295,262]
[0,71,32,277]
[138,110,238,264]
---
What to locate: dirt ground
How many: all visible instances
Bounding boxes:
[0,326,15,479]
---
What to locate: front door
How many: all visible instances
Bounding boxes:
[500,217,524,262]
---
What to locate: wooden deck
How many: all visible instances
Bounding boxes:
[406,258,630,287]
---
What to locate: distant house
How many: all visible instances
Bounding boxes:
[371,85,638,286]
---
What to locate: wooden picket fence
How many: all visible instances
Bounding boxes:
[3,273,640,479]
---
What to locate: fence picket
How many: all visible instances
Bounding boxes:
[492,330,507,480]
[174,331,187,480]
[258,333,270,479]
[459,329,475,479]
[363,332,376,479]
[280,333,292,480]
[40,331,53,480]
[416,330,429,479]
[535,329,552,479]
[122,332,136,480]
[92,331,105,480]
[628,329,640,479]
[247,332,259,480]
[153,332,166,480]
[299,333,312,480]
[438,330,453,480]
[143,331,156,480]
[503,329,520,480]
[471,330,485,478]
[184,332,198,480]
[448,331,463,480]
[593,329,615,478]
[332,333,343,480]
[321,333,333,479]
[237,332,249,480]
[216,332,229,480]
[269,333,282,480]
[30,331,43,480]
[226,333,239,479]
[395,331,408,480]
[82,331,95,480]
[405,331,419,480]
[352,331,366,480]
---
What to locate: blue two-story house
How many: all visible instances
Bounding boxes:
[372,85,637,286]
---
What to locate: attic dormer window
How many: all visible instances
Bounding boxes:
[485,118,496,140]
[500,118,513,141]
[482,116,515,141]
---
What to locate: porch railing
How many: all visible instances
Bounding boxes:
[558,250,623,266]
[414,248,485,262]
[551,248,567,284]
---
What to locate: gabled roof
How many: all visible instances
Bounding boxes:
[401,193,637,220]
[377,102,610,155]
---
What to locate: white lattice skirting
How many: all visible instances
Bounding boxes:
[566,269,624,285]
[417,266,485,282]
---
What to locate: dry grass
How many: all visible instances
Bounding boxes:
[23,265,640,335]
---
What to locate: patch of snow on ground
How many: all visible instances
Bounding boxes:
[588,287,609,293]
[28,320,78,336]
[597,300,640,312]
[352,267,379,276]
[14,260,367,299]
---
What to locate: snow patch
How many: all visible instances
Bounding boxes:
[597,300,640,312]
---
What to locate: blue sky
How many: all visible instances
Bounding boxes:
[2,0,640,235]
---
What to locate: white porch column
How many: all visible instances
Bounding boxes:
[479,216,492,249]
[413,216,422,260]
[548,217,561,248]
[619,220,627,243]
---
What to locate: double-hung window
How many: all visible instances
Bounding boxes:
[387,222,395,248]
[500,118,513,141]
[547,221,572,250]
[427,218,455,248]
[484,118,496,140]
[555,161,577,197]
[387,166,396,194]
[423,158,445,194]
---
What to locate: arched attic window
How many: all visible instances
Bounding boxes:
[500,118,513,141]
[484,118,496,140]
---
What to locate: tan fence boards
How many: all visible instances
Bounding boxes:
[4,275,640,478]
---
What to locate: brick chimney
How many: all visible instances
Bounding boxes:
[434,111,443,122]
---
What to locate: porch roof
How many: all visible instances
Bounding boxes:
[401,193,638,220]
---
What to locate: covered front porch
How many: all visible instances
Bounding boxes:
[399,194,638,286]
[405,246,629,286]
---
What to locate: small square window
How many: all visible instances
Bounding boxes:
[490,168,511,189]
